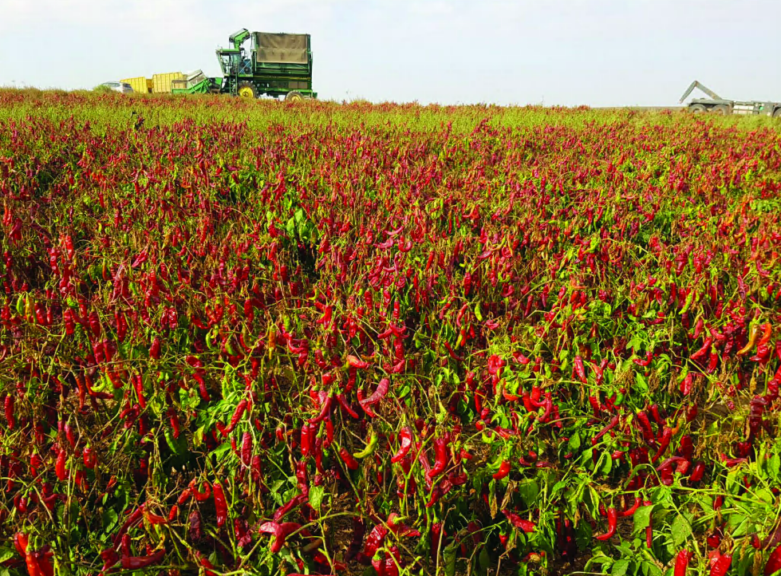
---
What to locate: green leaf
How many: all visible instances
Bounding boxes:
[634,505,654,532]
[671,514,691,546]
[102,508,119,532]
[602,452,613,474]
[768,453,780,478]
[309,485,325,512]
[476,546,490,576]
[568,433,581,451]
[517,480,540,507]
[611,559,630,576]
[0,548,14,564]
[575,521,593,550]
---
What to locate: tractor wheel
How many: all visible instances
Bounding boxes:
[238,82,257,99]
[711,105,730,115]
[689,104,707,114]
[773,108,781,118]
[285,91,304,102]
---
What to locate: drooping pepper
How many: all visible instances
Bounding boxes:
[493,459,511,480]
[710,554,732,576]
[503,510,535,533]
[121,549,165,570]
[363,522,390,557]
[225,399,249,433]
[765,544,781,576]
[213,481,228,527]
[339,447,359,470]
[353,431,379,459]
[426,437,449,480]
[737,323,760,356]
[595,508,618,541]
[674,550,691,576]
[358,378,390,417]
[652,427,673,463]
[390,427,413,463]
[259,521,301,553]
[592,415,620,446]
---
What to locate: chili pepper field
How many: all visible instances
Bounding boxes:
[2,89,781,576]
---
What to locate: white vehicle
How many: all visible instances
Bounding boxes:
[100,81,134,94]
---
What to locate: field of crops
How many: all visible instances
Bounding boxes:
[1,89,781,576]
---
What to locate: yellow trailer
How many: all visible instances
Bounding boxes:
[121,77,151,94]
[152,72,185,94]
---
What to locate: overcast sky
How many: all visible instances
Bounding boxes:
[1,0,779,106]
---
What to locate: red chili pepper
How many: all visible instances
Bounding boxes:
[765,544,781,576]
[168,505,179,521]
[363,523,390,557]
[193,372,210,402]
[636,411,656,444]
[213,481,228,527]
[308,395,332,424]
[25,551,40,576]
[574,355,587,382]
[14,532,29,556]
[390,427,413,463]
[652,427,672,463]
[710,554,732,576]
[121,549,165,570]
[493,459,511,479]
[241,432,253,466]
[273,494,306,522]
[177,488,192,505]
[55,448,68,481]
[32,551,53,576]
[226,399,249,433]
[691,337,713,361]
[503,510,536,533]
[259,521,301,553]
[596,508,617,541]
[620,496,641,517]
[426,437,449,480]
[358,378,389,417]
[300,424,313,457]
[149,336,161,360]
[680,373,693,396]
[83,446,96,469]
[4,394,15,430]
[339,447,359,470]
[346,354,370,369]
[335,393,359,418]
[190,480,211,502]
[674,550,691,576]
[143,510,168,525]
[592,414,620,446]
[113,503,145,546]
[132,374,146,409]
[643,500,653,548]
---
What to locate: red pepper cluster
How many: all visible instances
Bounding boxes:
[1,91,780,575]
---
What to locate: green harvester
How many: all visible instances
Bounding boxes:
[172,28,315,100]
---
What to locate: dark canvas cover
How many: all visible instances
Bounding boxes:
[255,32,309,64]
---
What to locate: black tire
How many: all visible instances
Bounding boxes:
[711,105,730,115]
[238,82,257,99]
[773,108,781,118]
[285,91,304,102]
[689,104,707,114]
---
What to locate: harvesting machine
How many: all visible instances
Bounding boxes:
[171,28,315,100]
[680,80,781,117]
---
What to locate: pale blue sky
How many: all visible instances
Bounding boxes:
[1,0,779,106]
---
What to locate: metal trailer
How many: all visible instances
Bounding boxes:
[680,80,781,117]
[215,29,315,100]
[171,70,220,95]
